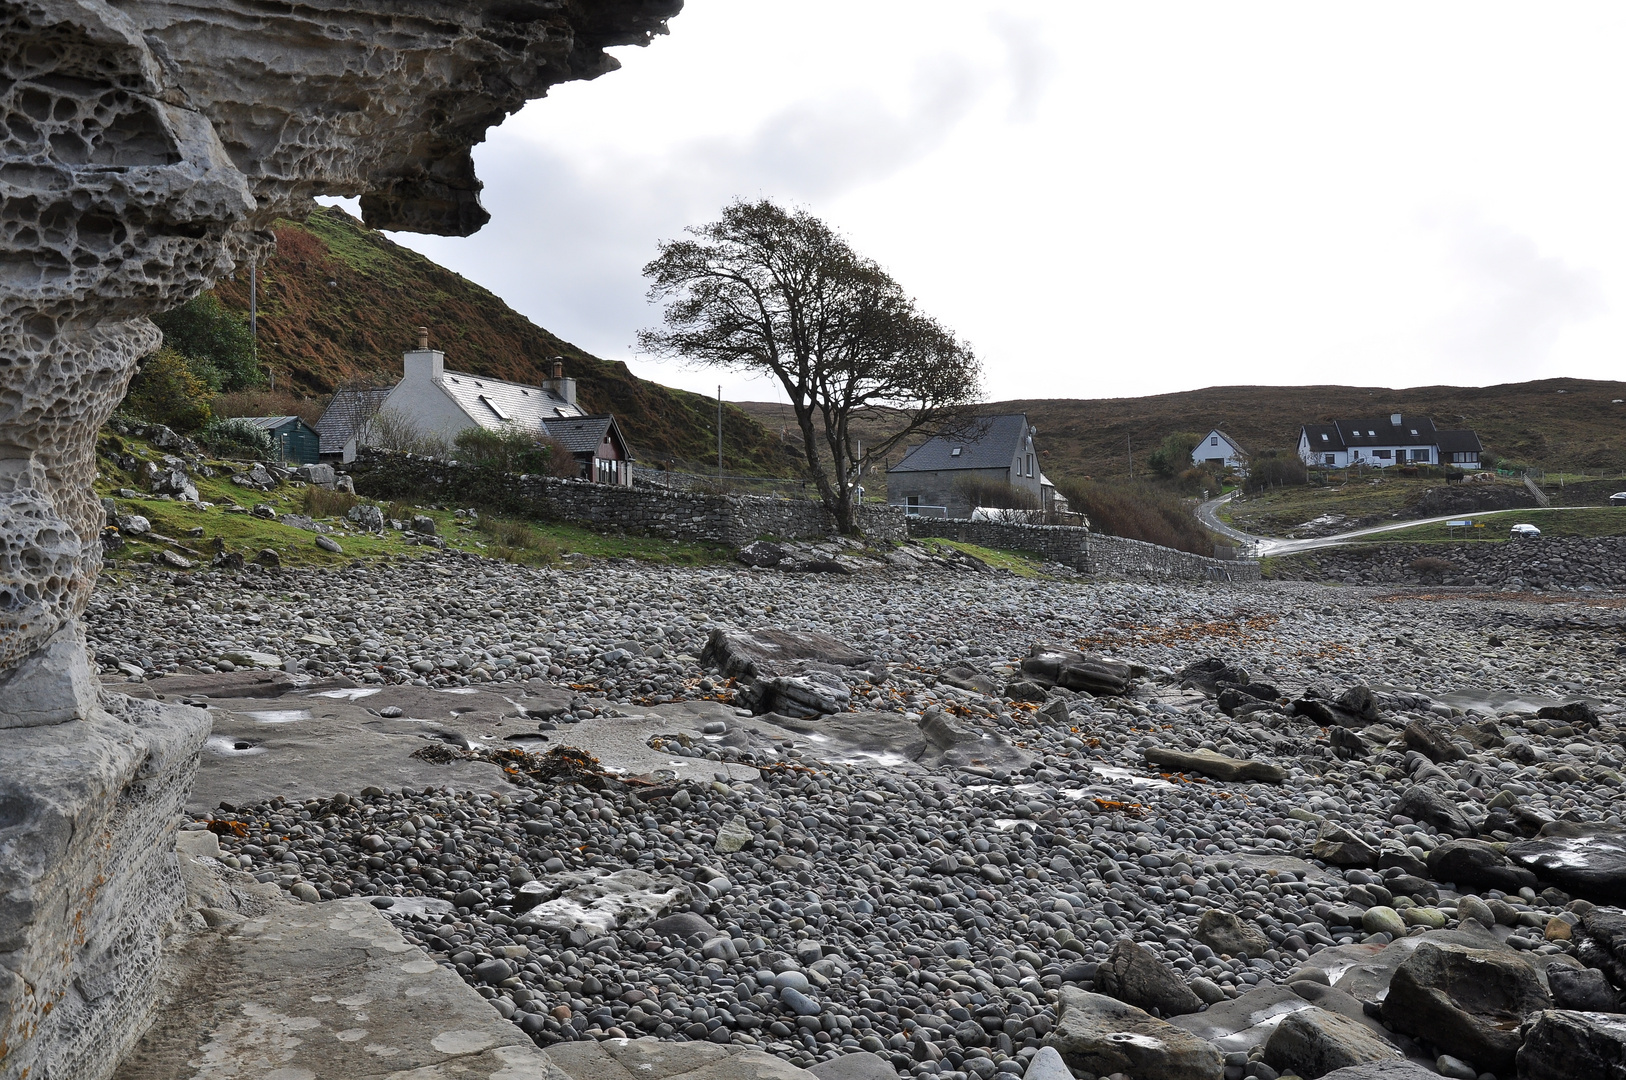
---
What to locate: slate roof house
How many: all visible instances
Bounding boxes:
[1191,428,1249,474]
[885,413,1065,518]
[315,329,634,484]
[1297,413,1482,470]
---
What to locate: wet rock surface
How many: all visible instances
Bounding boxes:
[87,557,1626,1080]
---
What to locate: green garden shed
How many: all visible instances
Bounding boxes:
[241,415,322,465]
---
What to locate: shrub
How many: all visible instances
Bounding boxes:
[152,292,260,391]
[364,408,451,457]
[476,516,559,565]
[1054,478,1219,557]
[452,423,575,476]
[1148,432,1202,478]
[198,416,275,459]
[302,486,359,518]
[1244,452,1309,493]
[123,348,212,431]
[953,476,1038,511]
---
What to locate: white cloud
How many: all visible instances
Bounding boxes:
[1430,214,1605,381]
[353,1,1626,403]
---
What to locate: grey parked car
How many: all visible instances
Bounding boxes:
[1611,492,1626,506]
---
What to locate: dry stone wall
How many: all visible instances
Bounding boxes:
[906,517,1261,582]
[345,449,908,546]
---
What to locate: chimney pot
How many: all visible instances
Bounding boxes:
[551,358,564,379]
[417,326,429,350]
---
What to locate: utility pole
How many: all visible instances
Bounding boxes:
[716,385,723,483]
[1127,435,1134,480]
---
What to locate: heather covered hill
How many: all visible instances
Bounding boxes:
[740,379,1626,482]
[210,207,792,473]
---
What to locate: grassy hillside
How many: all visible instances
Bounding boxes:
[1003,382,1626,480]
[741,379,1626,484]
[208,207,792,474]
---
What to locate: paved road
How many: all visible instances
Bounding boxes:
[1196,492,1594,557]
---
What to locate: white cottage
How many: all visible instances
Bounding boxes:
[317,328,635,484]
[1191,429,1249,474]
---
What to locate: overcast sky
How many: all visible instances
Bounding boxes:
[359,1,1626,404]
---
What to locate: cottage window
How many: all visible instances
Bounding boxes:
[1211,436,1219,446]
[951,447,961,457]
[1324,454,1335,465]
[1374,449,1391,459]
[1026,454,1034,477]
[1320,433,1329,442]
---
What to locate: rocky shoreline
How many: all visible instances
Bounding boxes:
[98,555,1626,1080]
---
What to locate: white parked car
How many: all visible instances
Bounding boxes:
[1510,523,1542,538]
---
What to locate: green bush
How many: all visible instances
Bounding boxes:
[198,416,274,459]
[152,292,261,392]
[452,424,575,476]
[1147,432,1202,478]
[1244,452,1309,493]
[123,348,213,431]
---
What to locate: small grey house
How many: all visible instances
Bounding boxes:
[239,415,321,465]
[885,413,1064,518]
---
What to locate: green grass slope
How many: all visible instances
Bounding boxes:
[209,207,792,474]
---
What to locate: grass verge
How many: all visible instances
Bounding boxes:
[915,538,1051,578]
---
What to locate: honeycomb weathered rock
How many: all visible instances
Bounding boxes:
[0,0,682,712]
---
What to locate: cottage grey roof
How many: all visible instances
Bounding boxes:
[440,369,582,431]
[887,414,1032,473]
[1208,429,1248,456]
[542,414,632,459]
[315,387,393,455]
[1434,428,1483,454]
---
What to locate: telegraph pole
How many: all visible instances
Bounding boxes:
[717,385,723,482]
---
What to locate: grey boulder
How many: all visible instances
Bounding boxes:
[1045,987,1223,1080]
[1427,838,1539,892]
[1195,909,1273,958]
[1093,938,1205,1017]
[1262,1006,1405,1080]
[1395,784,1477,838]
[1142,746,1285,784]
[1380,940,1551,1076]
[1515,1009,1626,1080]
[1508,823,1626,904]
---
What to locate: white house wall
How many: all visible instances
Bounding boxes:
[379,374,479,442]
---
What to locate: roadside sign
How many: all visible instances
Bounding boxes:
[1446,519,1471,527]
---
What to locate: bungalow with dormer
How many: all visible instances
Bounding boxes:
[1297,413,1481,470]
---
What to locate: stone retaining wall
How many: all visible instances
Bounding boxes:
[1268,536,1626,591]
[345,450,907,546]
[906,518,1261,582]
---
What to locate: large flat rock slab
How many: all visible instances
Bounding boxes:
[114,898,560,1080]
[545,1037,817,1080]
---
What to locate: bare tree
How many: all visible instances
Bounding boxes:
[639,199,981,534]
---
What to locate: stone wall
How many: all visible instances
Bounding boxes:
[1267,537,1626,592]
[906,518,1262,582]
[345,449,908,546]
